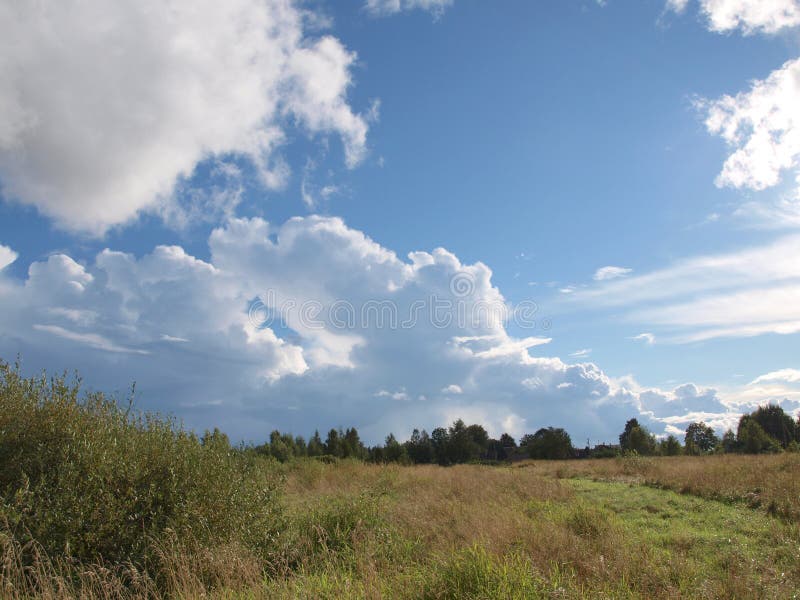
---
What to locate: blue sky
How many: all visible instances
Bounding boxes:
[1,0,800,444]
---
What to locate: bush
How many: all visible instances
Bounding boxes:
[0,360,282,567]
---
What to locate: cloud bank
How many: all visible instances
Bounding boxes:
[0,216,783,443]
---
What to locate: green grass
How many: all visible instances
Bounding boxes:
[561,480,800,598]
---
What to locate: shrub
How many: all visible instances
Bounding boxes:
[0,360,282,567]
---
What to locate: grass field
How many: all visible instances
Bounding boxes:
[3,366,800,598]
[5,456,800,599]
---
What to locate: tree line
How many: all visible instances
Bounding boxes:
[247,404,800,464]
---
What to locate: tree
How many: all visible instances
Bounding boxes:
[201,427,230,450]
[499,433,516,448]
[619,418,656,455]
[684,422,719,455]
[431,427,450,465]
[737,417,780,454]
[721,429,737,453]
[522,427,574,460]
[749,405,797,448]
[406,429,434,464]
[659,435,682,456]
[307,430,324,457]
[447,420,487,463]
[294,435,307,457]
[325,428,343,457]
[342,427,365,459]
[384,433,407,463]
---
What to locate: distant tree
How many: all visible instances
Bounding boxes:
[368,445,385,463]
[749,405,797,448]
[721,429,737,453]
[406,429,434,464]
[737,417,780,454]
[619,419,639,451]
[342,427,365,459]
[294,435,307,457]
[659,435,682,456]
[619,419,656,455]
[499,433,516,448]
[325,428,343,457]
[447,420,486,463]
[201,427,230,450]
[307,430,324,457]
[684,422,719,455]
[522,427,574,460]
[431,427,450,465]
[384,433,407,463]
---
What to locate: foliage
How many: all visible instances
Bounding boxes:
[659,435,682,456]
[619,418,657,455]
[520,427,574,460]
[684,422,718,454]
[0,360,282,567]
[748,404,798,448]
[736,417,781,454]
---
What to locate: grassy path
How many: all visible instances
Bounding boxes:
[560,479,800,598]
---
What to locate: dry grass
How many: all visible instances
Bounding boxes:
[4,457,800,598]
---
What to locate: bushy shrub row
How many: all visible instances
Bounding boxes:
[0,360,282,567]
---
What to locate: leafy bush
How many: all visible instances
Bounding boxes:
[0,360,282,567]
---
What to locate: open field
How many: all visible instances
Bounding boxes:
[4,456,800,599]
[3,366,800,599]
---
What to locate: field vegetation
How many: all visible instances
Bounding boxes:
[2,360,800,599]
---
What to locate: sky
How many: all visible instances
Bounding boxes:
[1,0,800,445]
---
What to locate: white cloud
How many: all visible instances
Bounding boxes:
[33,324,149,355]
[0,244,17,271]
[570,348,592,358]
[570,234,800,343]
[365,0,453,17]
[666,0,691,13]
[0,0,371,233]
[668,0,800,34]
[593,266,632,281]
[751,368,800,384]
[0,216,759,442]
[631,333,656,345]
[700,57,800,194]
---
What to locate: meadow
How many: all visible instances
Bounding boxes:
[2,362,800,599]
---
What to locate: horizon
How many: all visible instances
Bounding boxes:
[1,0,799,445]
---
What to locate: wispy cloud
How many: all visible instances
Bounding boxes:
[593,266,632,281]
[569,235,800,343]
[630,333,656,345]
[33,324,149,355]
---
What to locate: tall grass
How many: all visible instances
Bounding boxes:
[0,360,281,589]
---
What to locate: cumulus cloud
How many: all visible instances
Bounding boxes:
[0,244,16,271]
[700,57,800,195]
[0,215,747,442]
[593,266,632,281]
[668,0,800,34]
[365,0,453,17]
[0,0,371,233]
